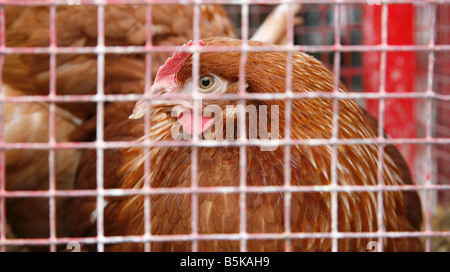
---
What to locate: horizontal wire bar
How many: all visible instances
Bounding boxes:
[0,0,447,6]
[0,91,449,104]
[1,230,449,247]
[0,137,449,150]
[1,184,449,199]
[1,44,449,55]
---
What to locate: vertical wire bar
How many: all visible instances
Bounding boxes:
[376,3,388,252]
[239,1,249,252]
[48,3,57,252]
[330,3,341,252]
[283,0,295,252]
[0,4,5,253]
[142,2,153,252]
[343,5,353,91]
[190,1,201,252]
[320,5,330,66]
[424,3,436,252]
[95,1,106,252]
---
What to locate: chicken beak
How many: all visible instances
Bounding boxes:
[129,98,195,120]
[129,83,172,119]
[129,83,195,120]
[129,99,147,119]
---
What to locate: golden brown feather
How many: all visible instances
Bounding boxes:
[3,4,237,250]
[3,5,236,120]
[3,85,81,249]
[68,37,423,252]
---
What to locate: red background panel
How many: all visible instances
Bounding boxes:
[363,4,416,173]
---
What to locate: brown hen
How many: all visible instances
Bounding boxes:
[2,85,81,249]
[2,4,237,249]
[68,37,423,252]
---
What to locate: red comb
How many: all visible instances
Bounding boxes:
[154,40,205,84]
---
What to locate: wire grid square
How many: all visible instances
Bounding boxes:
[0,0,448,252]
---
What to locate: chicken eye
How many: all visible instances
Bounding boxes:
[199,75,215,91]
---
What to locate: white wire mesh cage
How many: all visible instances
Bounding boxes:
[0,0,448,252]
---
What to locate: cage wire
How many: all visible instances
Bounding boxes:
[0,0,448,252]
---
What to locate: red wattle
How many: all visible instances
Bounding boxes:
[177,112,215,135]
